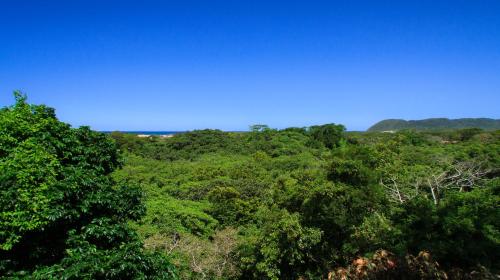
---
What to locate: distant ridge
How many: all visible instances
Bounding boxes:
[367,118,500,132]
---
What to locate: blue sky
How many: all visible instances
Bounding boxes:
[1,0,499,131]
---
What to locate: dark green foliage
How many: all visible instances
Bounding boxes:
[368,118,500,132]
[112,121,499,279]
[301,182,386,267]
[110,129,246,161]
[245,208,322,280]
[3,92,499,279]
[391,187,500,270]
[0,93,176,279]
[328,158,375,186]
[208,187,252,226]
[308,123,346,149]
[29,237,176,280]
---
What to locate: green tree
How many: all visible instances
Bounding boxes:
[0,92,176,279]
[208,187,251,226]
[245,208,322,280]
[308,123,346,149]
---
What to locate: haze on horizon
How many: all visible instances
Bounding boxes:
[1,0,499,131]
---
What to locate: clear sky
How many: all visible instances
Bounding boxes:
[1,0,499,131]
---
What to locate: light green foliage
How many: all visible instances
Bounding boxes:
[348,212,403,255]
[208,187,252,226]
[0,95,480,280]
[0,93,64,250]
[0,140,60,250]
[251,208,322,280]
[140,197,217,237]
[110,122,499,278]
[3,92,498,279]
[0,93,176,279]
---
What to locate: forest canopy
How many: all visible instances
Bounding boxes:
[1,93,499,279]
[0,93,176,279]
[110,120,499,278]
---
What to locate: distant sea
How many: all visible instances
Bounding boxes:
[101,131,185,135]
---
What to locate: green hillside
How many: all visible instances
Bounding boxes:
[368,118,500,131]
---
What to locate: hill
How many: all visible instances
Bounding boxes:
[367,118,500,132]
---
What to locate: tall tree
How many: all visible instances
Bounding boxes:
[0,92,176,279]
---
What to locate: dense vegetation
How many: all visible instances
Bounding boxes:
[111,126,499,278]
[368,118,500,132]
[1,94,499,279]
[0,93,176,279]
